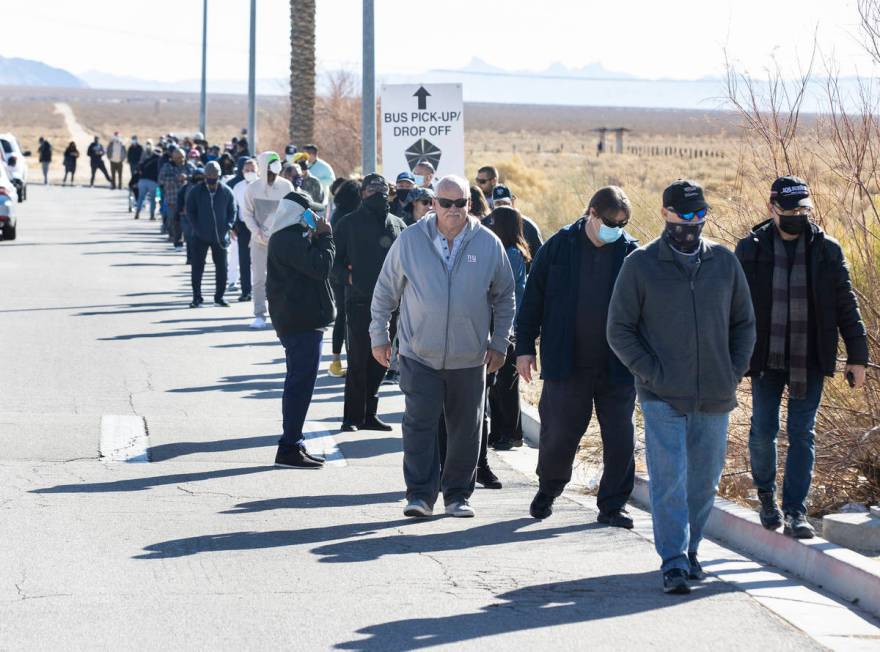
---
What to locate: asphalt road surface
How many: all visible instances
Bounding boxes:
[0,185,865,649]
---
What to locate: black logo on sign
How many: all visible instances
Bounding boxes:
[405,138,442,171]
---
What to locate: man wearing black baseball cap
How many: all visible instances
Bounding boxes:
[735,176,868,539]
[332,174,407,432]
[608,179,756,594]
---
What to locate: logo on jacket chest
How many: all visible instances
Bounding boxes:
[467,254,477,263]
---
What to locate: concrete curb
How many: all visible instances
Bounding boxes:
[520,403,880,618]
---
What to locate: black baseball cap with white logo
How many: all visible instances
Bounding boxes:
[663,179,708,213]
[770,175,813,210]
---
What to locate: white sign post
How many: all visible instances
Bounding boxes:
[380,83,464,180]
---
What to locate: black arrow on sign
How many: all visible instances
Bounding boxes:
[413,86,431,110]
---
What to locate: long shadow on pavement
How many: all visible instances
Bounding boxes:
[222,491,406,514]
[31,465,274,494]
[335,573,730,651]
[148,434,280,462]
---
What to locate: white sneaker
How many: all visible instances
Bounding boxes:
[249,316,267,329]
[403,499,433,518]
[445,500,475,518]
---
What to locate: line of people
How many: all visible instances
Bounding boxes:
[259,166,867,596]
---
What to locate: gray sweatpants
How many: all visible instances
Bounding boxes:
[399,355,486,507]
[250,242,268,318]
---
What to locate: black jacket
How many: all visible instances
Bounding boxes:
[267,226,335,335]
[127,143,144,166]
[735,219,868,376]
[515,217,638,383]
[185,182,236,246]
[332,204,407,303]
[138,154,160,182]
[38,140,52,163]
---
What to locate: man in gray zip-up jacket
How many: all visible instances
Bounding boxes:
[370,175,516,519]
[607,179,756,595]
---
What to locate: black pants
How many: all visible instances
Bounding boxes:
[110,161,124,189]
[191,238,228,302]
[487,343,522,444]
[278,331,323,450]
[343,299,390,424]
[331,282,347,355]
[90,160,111,185]
[537,368,636,513]
[234,221,252,295]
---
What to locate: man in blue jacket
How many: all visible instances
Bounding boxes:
[186,161,236,308]
[515,186,639,528]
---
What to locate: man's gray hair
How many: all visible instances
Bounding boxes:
[436,175,469,196]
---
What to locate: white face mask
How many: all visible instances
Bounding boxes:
[268,160,282,175]
[244,171,258,183]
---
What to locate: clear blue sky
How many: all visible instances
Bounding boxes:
[7,0,875,82]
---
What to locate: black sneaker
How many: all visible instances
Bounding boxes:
[476,466,502,489]
[302,448,325,464]
[214,298,230,307]
[361,416,393,432]
[189,299,201,308]
[597,508,634,529]
[274,447,323,469]
[663,568,691,594]
[530,491,554,519]
[238,293,252,302]
[492,438,514,451]
[340,421,358,432]
[687,552,705,580]
[784,512,815,539]
[758,490,783,530]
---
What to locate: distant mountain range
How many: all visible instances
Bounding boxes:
[0,55,858,112]
[0,56,86,88]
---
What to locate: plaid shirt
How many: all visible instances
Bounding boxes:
[158,162,191,207]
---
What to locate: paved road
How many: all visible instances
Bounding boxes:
[0,186,852,649]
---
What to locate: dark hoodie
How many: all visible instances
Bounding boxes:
[331,199,406,303]
[734,218,868,376]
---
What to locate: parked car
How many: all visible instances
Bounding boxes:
[0,160,17,240]
[0,133,30,202]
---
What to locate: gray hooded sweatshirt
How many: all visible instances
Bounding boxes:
[370,214,516,371]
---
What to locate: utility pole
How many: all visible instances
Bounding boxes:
[199,0,207,137]
[248,0,257,152]
[361,0,376,175]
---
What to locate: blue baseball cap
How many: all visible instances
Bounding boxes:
[396,171,416,184]
[492,184,513,203]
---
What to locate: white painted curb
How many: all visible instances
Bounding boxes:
[99,415,149,463]
[521,403,880,618]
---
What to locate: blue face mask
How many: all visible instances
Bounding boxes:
[597,223,622,243]
[413,174,425,186]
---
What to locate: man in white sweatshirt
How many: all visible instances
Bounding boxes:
[241,151,294,328]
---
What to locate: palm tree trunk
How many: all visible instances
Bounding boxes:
[289,0,316,146]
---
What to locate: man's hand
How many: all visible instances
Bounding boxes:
[516,355,538,383]
[372,344,392,368]
[314,214,331,235]
[229,229,237,241]
[846,364,867,389]
[485,349,506,374]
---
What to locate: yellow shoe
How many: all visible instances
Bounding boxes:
[328,360,346,377]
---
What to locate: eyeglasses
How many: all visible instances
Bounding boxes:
[670,207,709,221]
[600,214,629,229]
[773,204,812,217]
[475,177,492,185]
[436,197,468,209]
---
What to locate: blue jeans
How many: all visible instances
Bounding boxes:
[136,179,158,217]
[749,369,824,515]
[641,399,729,573]
[278,331,324,450]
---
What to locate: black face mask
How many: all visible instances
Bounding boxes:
[205,179,218,190]
[364,192,389,214]
[664,221,705,254]
[778,214,808,236]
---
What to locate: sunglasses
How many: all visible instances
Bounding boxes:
[436,197,468,209]
[600,215,629,228]
[671,207,709,221]
[475,177,492,184]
